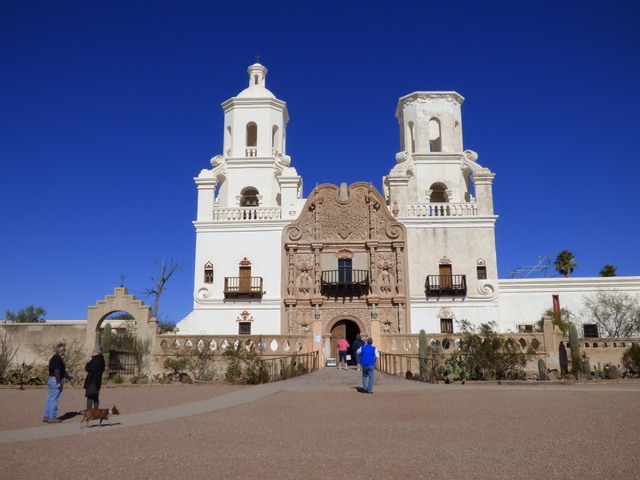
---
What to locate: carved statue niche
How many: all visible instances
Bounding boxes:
[376,253,396,295]
[295,255,314,297]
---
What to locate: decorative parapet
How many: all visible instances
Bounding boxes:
[406,203,477,217]
[213,207,282,221]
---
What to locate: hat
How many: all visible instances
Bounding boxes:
[93,346,102,354]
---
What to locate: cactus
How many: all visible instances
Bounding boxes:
[582,358,591,379]
[606,364,619,379]
[102,322,112,379]
[537,358,549,380]
[418,330,428,380]
[568,324,582,378]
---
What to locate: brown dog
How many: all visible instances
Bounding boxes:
[78,405,119,427]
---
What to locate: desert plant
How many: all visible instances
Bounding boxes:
[418,330,428,379]
[110,373,125,384]
[456,320,537,381]
[223,341,269,384]
[568,324,582,378]
[102,322,112,378]
[164,356,188,375]
[0,323,24,379]
[181,339,217,381]
[622,343,640,375]
[605,363,619,379]
[537,358,550,380]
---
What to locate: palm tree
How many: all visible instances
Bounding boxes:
[554,250,578,278]
[599,264,617,277]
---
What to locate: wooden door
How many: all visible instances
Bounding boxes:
[330,323,346,359]
[239,266,251,293]
[439,264,452,288]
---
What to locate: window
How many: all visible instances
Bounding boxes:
[477,265,487,280]
[246,122,257,147]
[239,322,251,335]
[440,319,453,334]
[240,187,260,207]
[429,117,442,152]
[338,258,352,284]
[204,262,214,284]
[583,324,599,338]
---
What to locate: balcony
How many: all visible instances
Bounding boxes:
[407,203,477,217]
[321,270,369,298]
[213,207,282,221]
[425,275,467,297]
[224,277,264,298]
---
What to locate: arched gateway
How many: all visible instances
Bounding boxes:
[328,317,364,365]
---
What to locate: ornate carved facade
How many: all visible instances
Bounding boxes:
[282,182,409,335]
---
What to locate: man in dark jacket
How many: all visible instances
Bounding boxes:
[84,346,106,409]
[43,344,70,423]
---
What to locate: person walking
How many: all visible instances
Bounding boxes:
[84,346,106,409]
[336,336,349,370]
[43,344,70,423]
[352,334,364,371]
[357,337,379,393]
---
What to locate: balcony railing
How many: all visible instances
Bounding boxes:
[213,207,282,221]
[407,203,477,217]
[425,275,467,297]
[224,277,264,298]
[321,270,369,298]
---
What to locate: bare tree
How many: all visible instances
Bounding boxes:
[0,323,24,378]
[142,258,184,319]
[582,290,640,338]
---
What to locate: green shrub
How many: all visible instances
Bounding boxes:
[622,343,640,375]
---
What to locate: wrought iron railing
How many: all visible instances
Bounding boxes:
[321,269,369,297]
[425,274,467,296]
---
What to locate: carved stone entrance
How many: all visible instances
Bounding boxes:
[328,318,362,365]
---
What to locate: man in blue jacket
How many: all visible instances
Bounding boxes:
[357,337,379,394]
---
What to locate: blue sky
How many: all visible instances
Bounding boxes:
[2,1,639,323]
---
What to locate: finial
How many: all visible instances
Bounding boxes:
[119,275,125,287]
[254,53,262,63]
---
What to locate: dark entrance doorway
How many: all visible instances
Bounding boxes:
[330,319,361,365]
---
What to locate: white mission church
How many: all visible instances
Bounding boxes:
[175,63,640,346]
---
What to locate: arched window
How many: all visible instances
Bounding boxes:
[429,182,449,203]
[408,121,415,153]
[246,122,257,157]
[240,187,260,207]
[429,117,442,152]
[272,125,280,154]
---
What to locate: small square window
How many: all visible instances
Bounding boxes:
[239,322,251,335]
[583,324,599,338]
[440,319,453,334]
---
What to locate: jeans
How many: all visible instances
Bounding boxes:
[355,352,362,366]
[362,364,375,392]
[44,377,63,419]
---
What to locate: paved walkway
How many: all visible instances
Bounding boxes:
[0,367,427,443]
[2,366,633,444]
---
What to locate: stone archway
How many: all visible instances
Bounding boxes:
[86,287,155,349]
[326,316,366,365]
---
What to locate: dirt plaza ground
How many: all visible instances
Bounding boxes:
[1,368,639,480]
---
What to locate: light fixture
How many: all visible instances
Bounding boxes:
[371,309,378,319]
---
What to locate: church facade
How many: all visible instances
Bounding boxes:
[175,63,640,363]
[176,62,503,344]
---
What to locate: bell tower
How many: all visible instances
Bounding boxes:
[384,91,500,334]
[179,63,304,335]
